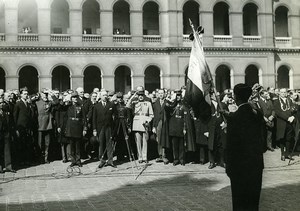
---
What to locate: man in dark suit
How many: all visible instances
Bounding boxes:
[93,90,116,168]
[258,90,275,151]
[152,89,168,164]
[14,87,32,166]
[273,88,295,161]
[225,83,266,211]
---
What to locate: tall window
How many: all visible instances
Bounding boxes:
[215,65,231,92]
[113,1,130,35]
[245,65,259,87]
[145,65,160,92]
[52,66,70,91]
[277,66,289,88]
[275,6,289,37]
[84,66,102,93]
[19,66,39,94]
[115,66,131,93]
[51,0,70,34]
[243,3,258,36]
[0,67,5,90]
[213,2,229,35]
[82,0,100,34]
[143,1,159,35]
[183,1,199,34]
[18,0,38,33]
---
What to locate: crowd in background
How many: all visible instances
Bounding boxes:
[1,83,300,173]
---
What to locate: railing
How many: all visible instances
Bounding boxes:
[183,34,190,43]
[243,35,261,42]
[18,34,39,42]
[0,33,5,41]
[275,37,292,44]
[82,34,102,42]
[50,34,71,42]
[113,35,132,42]
[143,35,161,43]
[213,35,233,42]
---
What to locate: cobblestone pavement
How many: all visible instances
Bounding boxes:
[0,149,300,211]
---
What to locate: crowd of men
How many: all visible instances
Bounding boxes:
[0,83,299,173]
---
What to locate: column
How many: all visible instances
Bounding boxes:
[177,11,183,45]
[200,11,214,46]
[4,5,18,43]
[102,75,114,91]
[38,8,51,43]
[160,11,170,44]
[130,10,142,45]
[70,9,82,44]
[132,75,144,89]
[289,70,294,89]
[100,10,113,44]
[229,12,243,46]
[71,75,83,89]
[39,75,52,90]
[5,76,18,90]
[290,15,300,46]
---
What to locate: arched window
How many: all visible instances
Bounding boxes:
[52,66,70,91]
[0,67,5,90]
[245,65,259,87]
[277,66,289,88]
[145,65,160,92]
[0,0,5,33]
[113,1,130,35]
[143,1,159,35]
[215,65,231,92]
[84,66,102,93]
[51,0,70,34]
[183,1,200,34]
[19,66,39,94]
[213,2,229,35]
[275,6,289,37]
[243,3,258,36]
[82,0,100,34]
[18,0,38,33]
[115,66,131,93]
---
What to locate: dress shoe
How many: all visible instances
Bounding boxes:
[208,163,216,169]
[286,155,294,161]
[98,161,106,168]
[138,160,143,164]
[199,160,205,165]
[77,163,83,167]
[70,163,76,167]
[4,169,16,173]
[62,159,68,163]
[155,158,163,163]
[180,162,185,166]
[173,160,179,166]
[163,158,169,165]
[281,156,285,161]
[106,163,116,168]
[268,147,275,152]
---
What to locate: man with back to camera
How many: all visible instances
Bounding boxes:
[224,83,267,211]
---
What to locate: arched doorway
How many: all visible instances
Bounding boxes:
[18,0,38,33]
[0,67,5,90]
[277,66,289,88]
[213,2,230,35]
[115,66,131,93]
[51,0,69,34]
[82,0,100,34]
[19,66,39,94]
[215,65,231,93]
[243,3,258,36]
[84,66,101,93]
[52,66,70,91]
[245,65,259,87]
[144,65,160,92]
[143,1,159,35]
[275,6,289,37]
[183,0,200,34]
[113,0,130,35]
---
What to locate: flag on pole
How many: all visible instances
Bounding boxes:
[184,24,213,119]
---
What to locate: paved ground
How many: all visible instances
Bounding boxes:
[0,149,300,211]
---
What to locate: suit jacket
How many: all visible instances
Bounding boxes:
[226,103,266,177]
[14,100,31,130]
[273,97,295,140]
[258,98,275,118]
[93,101,116,133]
[36,100,53,131]
[152,99,165,128]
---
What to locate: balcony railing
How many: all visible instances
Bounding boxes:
[143,35,161,43]
[18,34,39,42]
[275,37,292,45]
[50,34,71,42]
[0,33,5,41]
[82,34,102,42]
[113,35,132,43]
[183,35,191,43]
[213,35,233,42]
[243,35,261,43]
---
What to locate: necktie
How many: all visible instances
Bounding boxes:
[103,102,106,107]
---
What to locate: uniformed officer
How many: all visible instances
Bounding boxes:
[127,90,154,163]
[64,91,87,167]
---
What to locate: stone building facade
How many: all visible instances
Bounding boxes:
[0,0,300,94]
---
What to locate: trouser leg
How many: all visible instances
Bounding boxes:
[98,128,105,160]
[4,132,12,170]
[105,127,113,163]
[61,144,66,160]
[172,137,179,162]
[199,146,205,163]
[142,132,148,161]
[209,150,215,163]
[44,131,51,162]
[135,132,143,161]
[75,140,81,164]
[178,138,185,164]
[70,139,76,164]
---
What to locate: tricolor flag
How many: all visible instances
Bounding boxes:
[184,25,213,119]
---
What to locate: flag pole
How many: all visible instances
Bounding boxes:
[188,19,225,113]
